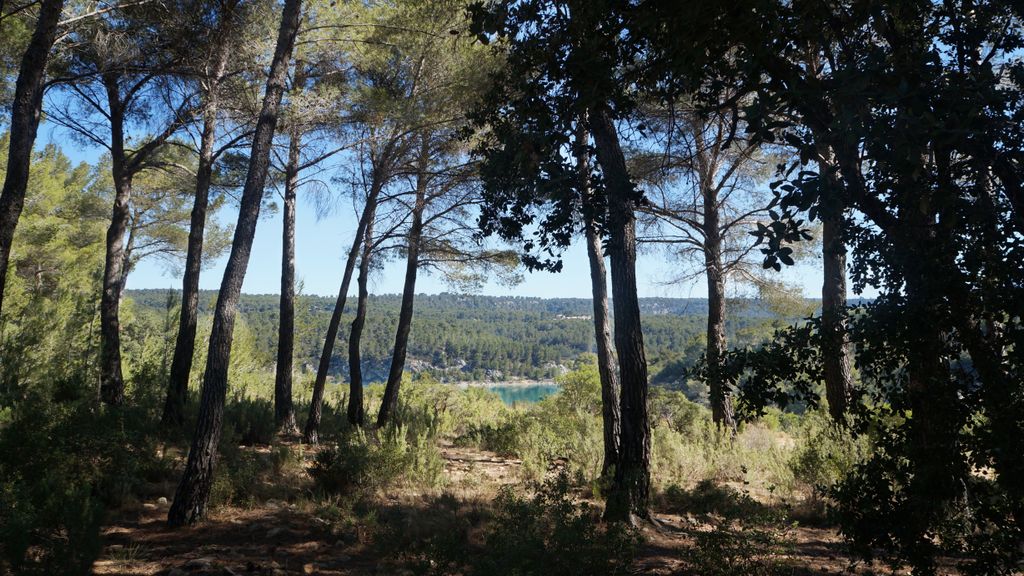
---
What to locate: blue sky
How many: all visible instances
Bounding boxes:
[42,123,825,300]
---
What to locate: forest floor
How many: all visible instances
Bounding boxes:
[91,443,947,576]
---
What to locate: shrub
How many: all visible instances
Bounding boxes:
[472,472,640,576]
[676,519,796,576]
[659,479,768,520]
[209,447,262,509]
[788,411,868,491]
[310,426,444,497]
[400,472,640,576]
[0,398,160,574]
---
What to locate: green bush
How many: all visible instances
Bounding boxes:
[395,472,640,576]
[659,479,768,520]
[209,446,262,509]
[472,472,640,576]
[788,411,868,491]
[0,397,160,574]
[676,518,796,576]
[310,425,444,497]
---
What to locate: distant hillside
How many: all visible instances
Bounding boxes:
[125,290,800,395]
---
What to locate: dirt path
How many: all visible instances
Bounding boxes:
[92,443,912,576]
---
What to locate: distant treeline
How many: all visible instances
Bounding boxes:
[126,289,800,393]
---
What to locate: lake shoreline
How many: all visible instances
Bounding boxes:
[453,379,558,389]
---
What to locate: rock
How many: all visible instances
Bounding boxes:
[168,569,187,576]
[184,557,216,570]
[266,526,285,539]
[157,496,169,505]
[143,503,158,510]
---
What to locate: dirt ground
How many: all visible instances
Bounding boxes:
[91,443,940,576]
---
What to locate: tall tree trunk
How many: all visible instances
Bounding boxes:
[703,184,735,431]
[346,216,374,427]
[585,213,621,478]
[821,211,852,421]
[99,74,131,405]
[167,0,301,527]
[302,185,379,443]
[163,19,233,427]
[817,147,853,422]
[577,124,620,477]
[590,107,650,523]
[274,127,301,434]
[377,152,427,428]
[0,0,64,318]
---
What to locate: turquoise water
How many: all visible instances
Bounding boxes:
[487,384,560,405]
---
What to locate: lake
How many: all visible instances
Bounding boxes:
[486,384,560,405]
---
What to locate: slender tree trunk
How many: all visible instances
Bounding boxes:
[577,124,620,477]
[821,211,852,421]
[99,74,131,405]
[703,185,735,431]
[0,0,64,318]
[303,182,380,443]
[585,213,621,478]
[167,0,301,527]
[590,107,650,523]
[274,127,301,434]
[346,216,374,427]
[163,27,233,427]
[817,147,853,422]
[377,156,427,428]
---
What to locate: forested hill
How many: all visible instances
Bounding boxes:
[125,289,798,391]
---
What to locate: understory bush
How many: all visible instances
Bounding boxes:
[387,472,640,576]
[0,397,162,575]
[310,425,445,497]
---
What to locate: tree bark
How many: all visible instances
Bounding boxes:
[702,184,735,431]
[590,107,650,523]
[577,125,620,478]
[0,0,64,319]
[816,146,853,422]
[346,215,374,427]
[99,73,132,405]
[302,186,379,443]
[377,149,427,428]
[820,209,852,422]
[167,0,301,527]
[163,13,234,427]
[274,126,301,435]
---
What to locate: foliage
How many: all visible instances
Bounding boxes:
[473,473,639,576]
[310,425,445,498]
[0,397,164,574]
[126,289,789,385]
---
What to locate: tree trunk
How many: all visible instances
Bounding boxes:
[274,127,301,435]
[0,0,64,319]
[703,185,735,431]
[163,22,233,427]
[821,209,852,422]
[303,182,380,443]
[99,74,131,405]
[585,213,621,477]
[167,0,301,527]
[901,257,963,558]
[377,153,427,428]
[577,124,620,478]
[590,107,650,523]
[346,216,374,427]
[815,142,853,423]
